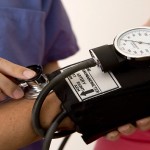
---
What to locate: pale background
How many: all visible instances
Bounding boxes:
[50,0,150,150]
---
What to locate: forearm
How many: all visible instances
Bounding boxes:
[0,93,74,150]
[0,99,38,149]
[43,61,60,74]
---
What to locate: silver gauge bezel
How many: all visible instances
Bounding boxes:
[114,27,150,58]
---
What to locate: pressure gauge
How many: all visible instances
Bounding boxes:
[114,27,150,59]
[90,27,150,72]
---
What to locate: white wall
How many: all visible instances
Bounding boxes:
[50,0,150,150]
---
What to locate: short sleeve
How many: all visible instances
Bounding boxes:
[43,0,79,64]
[0,0,79,66]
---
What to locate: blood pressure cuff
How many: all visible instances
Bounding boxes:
[47,62,150,144]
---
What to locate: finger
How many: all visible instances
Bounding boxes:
[0,90,7,101]
[105,131,120,141]
[136,117,150,131]
[118,123,136,135]
[143,18,150,26]
[0,73,24,99]
[0,58,36,79]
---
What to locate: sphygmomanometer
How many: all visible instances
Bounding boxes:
[18,27,150,150]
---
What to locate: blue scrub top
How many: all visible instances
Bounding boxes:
[0,0,79,150]
[0,0,79,66]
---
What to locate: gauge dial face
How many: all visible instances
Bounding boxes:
[114,27,150,58]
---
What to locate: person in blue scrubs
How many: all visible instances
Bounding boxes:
[0,0,79,149]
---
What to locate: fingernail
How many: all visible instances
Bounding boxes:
[23,70,36,79]
[121,125,131,131]
[120,125,134,135]
[13,88,24,99]
[138,119,149,125]
[107,131,119,140]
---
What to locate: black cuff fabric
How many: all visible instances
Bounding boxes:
[47,63,150,144]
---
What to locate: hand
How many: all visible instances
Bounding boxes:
[104,117,150,141]
[0,58,36,100]
[104,18,150,141]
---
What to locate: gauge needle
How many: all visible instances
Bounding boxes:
[131,41,139,49]
[121,39,150,45]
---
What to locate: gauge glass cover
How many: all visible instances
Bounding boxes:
[114,27,150,58]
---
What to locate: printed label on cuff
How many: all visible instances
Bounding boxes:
[62,65,121,102]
